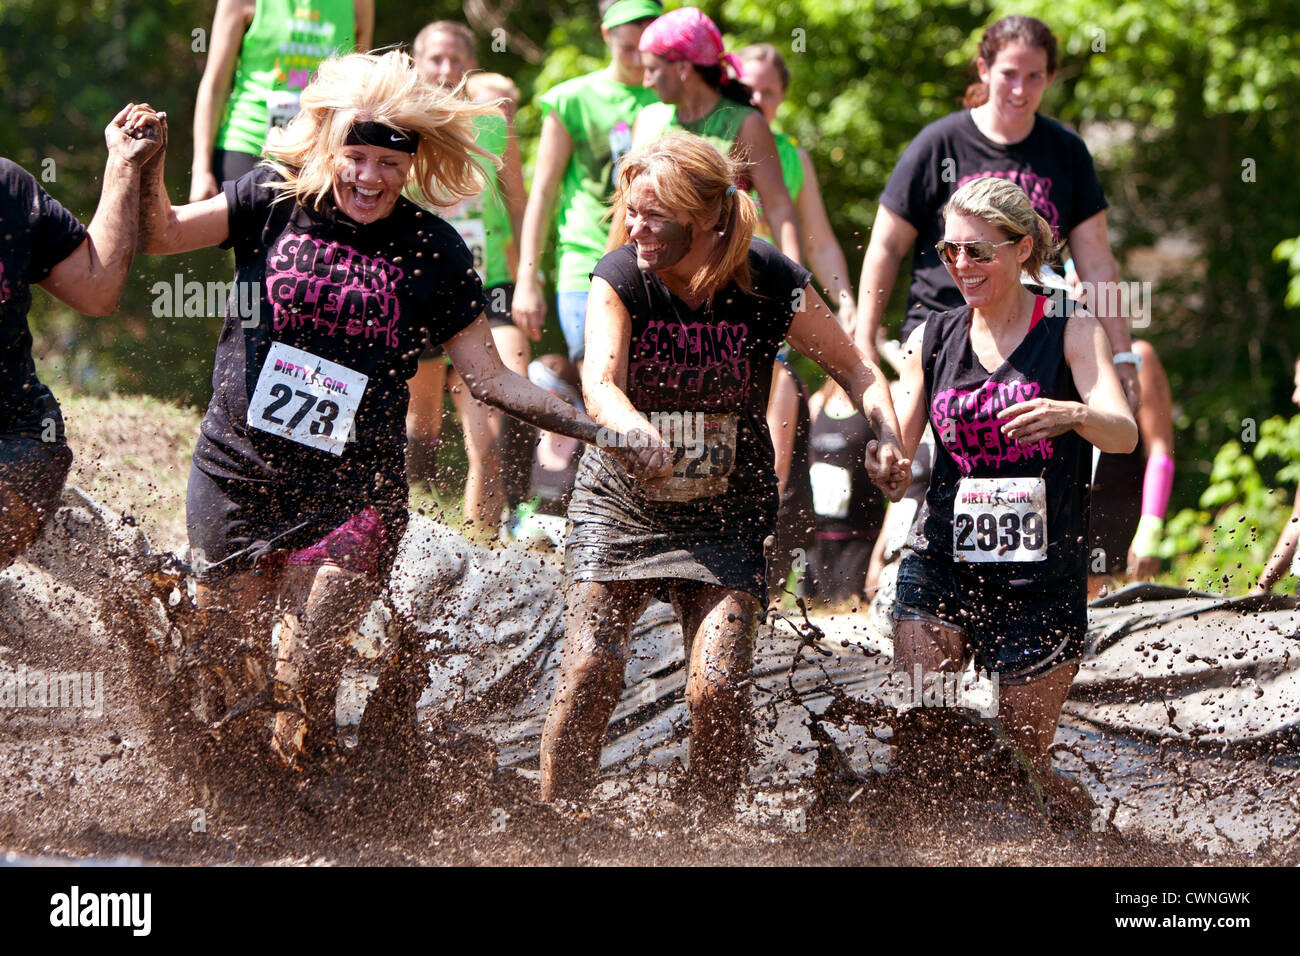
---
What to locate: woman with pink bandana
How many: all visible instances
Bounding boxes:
[633,7,801,265]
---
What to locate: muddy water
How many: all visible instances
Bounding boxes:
[0,497,1294,866]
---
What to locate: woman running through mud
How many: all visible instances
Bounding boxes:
[135,52,659,770]
[540,132,910,811]
[890,176,1137,815]
[0,107,163,570]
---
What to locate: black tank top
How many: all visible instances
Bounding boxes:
[909,297,1090,577]
[808,398,885,539]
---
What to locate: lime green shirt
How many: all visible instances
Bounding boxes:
[443,112,513,290]
[631,98,755,160]
[215,0,355,157]
[537,68,660,293]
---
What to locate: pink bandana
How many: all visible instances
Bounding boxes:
[638,7,742,75]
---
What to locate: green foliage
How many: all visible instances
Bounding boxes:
[1164,414,1300,593]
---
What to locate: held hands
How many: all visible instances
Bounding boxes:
[106,103,166,167]
[998,398,1084,446]
[608,427,674,481]
[865,437,911,502]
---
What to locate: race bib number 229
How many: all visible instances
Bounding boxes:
[246,342,367,456]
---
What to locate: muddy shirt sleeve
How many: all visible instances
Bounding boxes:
[412,215,485,348]
[15,164,89,281]
[220,165,281,252]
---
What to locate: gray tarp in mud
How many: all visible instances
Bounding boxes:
[7,496,1300,851]
[387,516,1300,759]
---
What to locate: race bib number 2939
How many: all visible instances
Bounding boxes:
[953,476,1047,563]
[246,342,367,456]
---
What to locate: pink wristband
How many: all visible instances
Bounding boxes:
[1141,452,1174,519]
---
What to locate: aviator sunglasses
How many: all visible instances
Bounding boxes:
[935,237,1021,265]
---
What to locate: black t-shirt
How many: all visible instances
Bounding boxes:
[908,298,1090,578]
[570,239,811,529]
[0,158,87,434]
[193,166,483,506]
[879,111,1108,335]
[808,402,885,539]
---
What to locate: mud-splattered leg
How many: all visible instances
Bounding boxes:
[673,583,758,812]
[270,565,377,767]
[997,660,1084,808]
[0,483,43,572]
[540,579,651,802]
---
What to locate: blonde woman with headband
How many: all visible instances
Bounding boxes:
[540,132,908,812]
[889,176,1136,818]
[135,51,660,770]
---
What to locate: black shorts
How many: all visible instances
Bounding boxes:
[212,149,261,188]
[0,431,72,525]
[419,282,515,362]
[892,550,1086,684]
[186,464,405,583]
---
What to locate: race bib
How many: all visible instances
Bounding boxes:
[246,342,367,456]
[642,413,738,502]
[267,91,302,130]
[953,476,1047,563]
[453,218,487,275]
[810,462,852,518]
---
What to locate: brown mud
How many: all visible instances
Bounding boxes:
[0,397,1295,866]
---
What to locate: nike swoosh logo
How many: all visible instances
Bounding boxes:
[391,133,404,143]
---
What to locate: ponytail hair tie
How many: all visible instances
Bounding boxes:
[725,184,737,197]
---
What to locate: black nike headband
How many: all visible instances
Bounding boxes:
[345,120,419,154]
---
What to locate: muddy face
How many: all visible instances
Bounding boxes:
[625,176,695,273]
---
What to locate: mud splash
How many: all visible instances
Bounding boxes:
[0,489,1296,865]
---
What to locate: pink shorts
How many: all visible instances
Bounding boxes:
[270,507,390,578]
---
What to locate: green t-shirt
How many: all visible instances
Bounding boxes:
[215,0,355,157]
[631,98,755,159]
[773,131,804,203]
[538,68,660,293]
[443,112,513,290]
[755,130,805,245]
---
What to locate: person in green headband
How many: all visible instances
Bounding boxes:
[512,0,663,372]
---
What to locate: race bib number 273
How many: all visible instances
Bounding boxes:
[953,476,1047,563]
[246,342,367,456]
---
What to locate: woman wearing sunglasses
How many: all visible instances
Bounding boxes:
[891,176,1135,816]
[855,15,1138,411]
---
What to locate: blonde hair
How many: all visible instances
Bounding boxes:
[606,132,757,301]
[468,72,520,107]
[262,50,496,212]
[942,176,1058,279]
